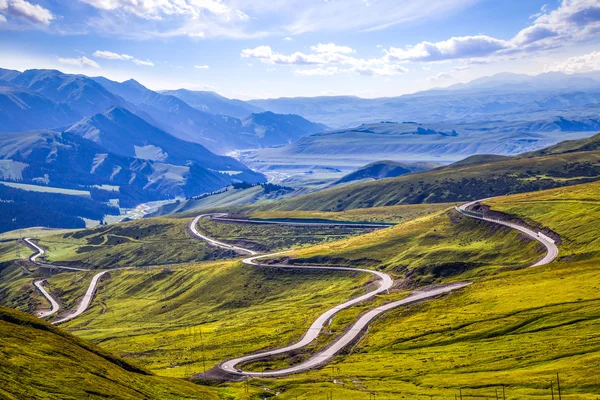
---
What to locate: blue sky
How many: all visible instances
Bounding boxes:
[1,0,599,99]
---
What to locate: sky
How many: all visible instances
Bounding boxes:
[0,0,599,99]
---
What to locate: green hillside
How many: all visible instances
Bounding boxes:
[244,133,600,212]
[0,306,218,399]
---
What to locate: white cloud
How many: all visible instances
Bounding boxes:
[427,71,453,82]
[76,0,476,39]
[284,36,293,41]
[545,50,600,73]
[0,0,53,24]
[246,42,408,77]
[0,14,6,22]
[384,0,600,64]
[294,67,340,76]
[80,0,230,19]
[58,56,101,69]
[93,50,154,66]
[194,64,210,69]
[310,43,355,54]
[387,35,509,62]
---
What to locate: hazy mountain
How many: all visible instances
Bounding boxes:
[10,69,129,117]
[65,106,250,172]
[336,160,441,184]
[162,88,263,118]
[0,68,21,81]
[241,112,328,147]
[0,129,260,206]
[0,83,80,132]
[248,72,600,128]
[92,76,322,153]
[245,121,592,169]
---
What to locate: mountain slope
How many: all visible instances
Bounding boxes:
[241,111,327,146]
[0,306,218,399]
[10,69,129,117]
[162,88,263,117]
[0,84,80,132]
[0,130,237,206]
[336,160,440,184]
[247,132,600,212]
[65,106,253,172]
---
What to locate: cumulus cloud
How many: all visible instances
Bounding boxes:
[93,50,154,66]
[545,51,600,73]
[194,64,210,69]
[427,71,453,82]
[0,14,6,22]
[311,43,355,54]
[80,0,230,19]
[58,56,100,69]
[387,35,509,62]
[244,42,408,77]
[381,0,600,64]
[0,0,53,24]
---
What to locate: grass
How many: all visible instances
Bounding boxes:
[269,208,543,285]
[195,216,380,252]
[0,181,92,197]
[48,260,370,379]
[242,139,600,212]
[35,217,235,269]
[2,180,600,398]
[250,202,452,224]
[0,306,219,400]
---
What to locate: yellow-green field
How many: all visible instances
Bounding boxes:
[1,183,600,399]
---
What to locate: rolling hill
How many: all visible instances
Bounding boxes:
[336,160,443,184]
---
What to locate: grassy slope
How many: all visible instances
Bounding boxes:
[224,181,600,400]
[250,202,451,224]
[36,217,235,269]
[48,260,369,378]
[0,306,218,400]
[272,209,543,285]
[243,134,600,212]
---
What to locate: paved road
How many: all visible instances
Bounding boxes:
[33,279,60,318]
[456,200,559,267]
[24,237,110,325]
[190,214,470,377]
[190,205,559,377]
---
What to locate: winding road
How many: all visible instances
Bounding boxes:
[24,237,110,325]
[22,197,559,375]
[190,203,559,377]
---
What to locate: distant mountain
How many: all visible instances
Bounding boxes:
[0,68,21,81]
[336,160,441,184]
[249,132,600,212]
[162,89,263,118]
[248,72,600,128]
[0,84,80,132]
[244,121,588,169]
[92,76,324,153]
[10,69,129,117]
[65,106,251,172]
[0,129,262,206]
[241,112,328,147]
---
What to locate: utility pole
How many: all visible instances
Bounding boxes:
[503,384,506,400]
[199,327,206,375]
[460,388,463,400]
[556,373,562,400]
[496,388,499,400]
[551,380,555,400]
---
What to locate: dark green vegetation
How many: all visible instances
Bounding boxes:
[335,160,440,184]
[0,306,219,399]
[0,184,119,233]
[195,216,378,253]
[246,132,600,212]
